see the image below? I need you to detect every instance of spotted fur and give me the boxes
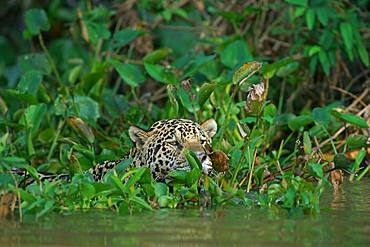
[15,118,218,183]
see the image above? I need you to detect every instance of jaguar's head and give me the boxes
[128,119,217,180]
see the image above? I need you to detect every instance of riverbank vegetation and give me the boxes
[0,0,369,218]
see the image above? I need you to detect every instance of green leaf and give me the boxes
[198,83,216,107]
[144,63,165,82]
[130,196,153,211]
[312,107,330,127]
[19,53,51,75]
[24,8,50,36]
[288,115,313,131]
[110,60,145,87]
[22,103,47,133]
[220,40,253,68]
[185,168,202,186]
[68,65,82,84]
[340,22,353,51]
[357,41,369,66]
[85,21,110,45]
[309,163,323,178]
[346,135,368,150]
[334,153,351,169]
[303,131,312,155]
[333,112,368,128]
[154,183,169,198]
[316,8,329,26]
[318,51,330,76]
[261,58,293,79]
[285,0,307,7]
[305,9,315,30]
[74,96,100,122]
[80,183,96,200]
[143,48,172,64]
[308,46,321,57]
[17,70,43,96]
[233,61,262,85]
[113,28,144,48]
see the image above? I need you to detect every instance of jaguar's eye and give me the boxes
[169,140,183,149]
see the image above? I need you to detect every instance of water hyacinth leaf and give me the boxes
[144,63,165,82]
[130,196,153,211]
[154,183,169,198]
[340,22,353,51]
[81,183,96,200]
[25,8,50,36]
[19,53,51,75]
[288,115,313,131]
[123,167,148,192]
[232,61,262,85]
[185,167,202,186]
[110,60,145,87]
[74,96,100,122]
[303,131,312,155]
[143,48,172,64]
[17,70,43,96]
[168,170,187,184]
[220,40,253,68]
[113,28,144,48]
[184,149,202,170]
[333,112,368,128]
[198,83,216,107]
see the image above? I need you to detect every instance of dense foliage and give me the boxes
[0,0,369,217]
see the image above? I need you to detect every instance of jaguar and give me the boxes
[15,118,218,184]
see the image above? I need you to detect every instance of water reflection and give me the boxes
[1,178,370,247]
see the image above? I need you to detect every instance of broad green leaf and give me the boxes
[261,58,293,79]
[333,153,351,169]
[80,183,96,200]
[198,83,216,107]
[19,53,51,75]
[346,135,368,150]
[154,183,169,198]
[308,46,321,56]
[130,196,153,211]
[85,21,110,45]
[113,28,144,48]
[340,22,353,51]
[220,40,253,68]
[312,107,330,127]
[17,70,43,96]
[309,163,323,178]
[22,103,47,133]
[316,8,329,26]
[143,48,172,64]
[233,61,262,85]
[144,63,165,82]
[68,65,82,84]
[25,8,50,35]
[333,112,368,128]
[288,115,313,131]
[305,9,315,30]
[111,60,145,87]
[74,96,100,122]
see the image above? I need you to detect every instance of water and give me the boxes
[1,178,370,247]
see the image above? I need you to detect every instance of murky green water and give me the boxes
[1,178,370,247]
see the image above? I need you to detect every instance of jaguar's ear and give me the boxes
[200,119,217,138]
[129,126,150,146]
